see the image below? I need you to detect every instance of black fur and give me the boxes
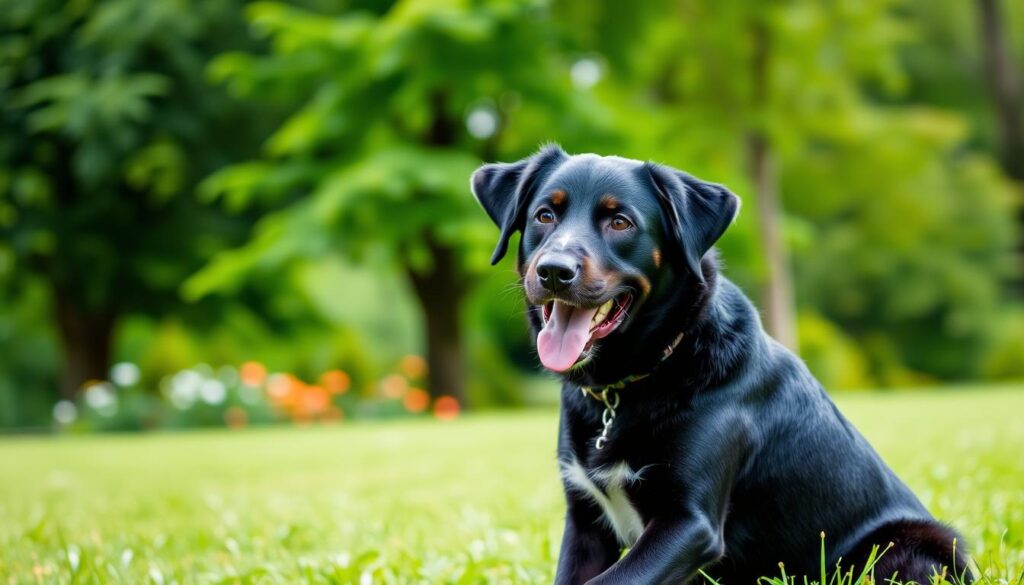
[471,147,970,585]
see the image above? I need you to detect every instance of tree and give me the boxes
[553,0,1017,383]
[559,0,910,350]
[975,0,1024,293]
[897,0,1024,291]
[746,14,797,350]
[186,0,611,403]
[0,0,272,398]
[975,0,1024,181]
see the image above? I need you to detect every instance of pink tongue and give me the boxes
[537,302,599,372]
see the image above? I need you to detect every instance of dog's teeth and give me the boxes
[591,300,614,327]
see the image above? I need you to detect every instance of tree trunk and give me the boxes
[407,239,468,405]
[748,19,799,351]
[412,91,472,405]
[976,0,1024,292]
[53,288,116,400]
[977,0,1024,181]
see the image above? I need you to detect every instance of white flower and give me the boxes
[110,362,141,387]
[169,370,202,409]
[53,400,77,425]
[84,382,117,416]
[199,379,227,405]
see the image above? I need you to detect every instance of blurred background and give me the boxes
[1,0,1023,432]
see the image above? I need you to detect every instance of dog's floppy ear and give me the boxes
[644,163,740,283]
[471,145,568,265]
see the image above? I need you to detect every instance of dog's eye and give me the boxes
[610,215,633,231]
[535,209,556,224]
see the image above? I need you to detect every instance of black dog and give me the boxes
[471,145,970,585]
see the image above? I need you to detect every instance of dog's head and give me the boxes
[471,145,739,375]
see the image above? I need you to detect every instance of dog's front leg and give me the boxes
[585,412,753,585]
[584,514,723,585]
[555,499,621,585]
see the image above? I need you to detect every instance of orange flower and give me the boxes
[380,374,408,399]
[239,361,267,387]
[267,373,302,408]
[320,370,350,395]
[397,355,428,380]
[303,385,330,413]
[224,406,248,429]
[403,388,430,413]
[433,396,460,421]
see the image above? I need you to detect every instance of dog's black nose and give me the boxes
[537,256,579,292]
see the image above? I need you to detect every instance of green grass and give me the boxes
[2,385,1023,584]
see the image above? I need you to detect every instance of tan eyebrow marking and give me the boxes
[550,189,566,205]
[600,194,619,209]
[652,247,662,269]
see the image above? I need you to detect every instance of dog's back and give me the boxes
[704,280,970,583]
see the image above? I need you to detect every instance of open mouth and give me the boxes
[536,293,633,373]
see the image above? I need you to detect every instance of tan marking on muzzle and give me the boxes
[636,275,651,298]
[523,248,540,279]
[522,250,545,304]
[580,257,639,302]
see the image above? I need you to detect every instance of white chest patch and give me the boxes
[560,458,646,546]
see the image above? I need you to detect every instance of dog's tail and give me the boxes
[841,519,973,584]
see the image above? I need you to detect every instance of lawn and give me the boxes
[2,385,1022,584]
